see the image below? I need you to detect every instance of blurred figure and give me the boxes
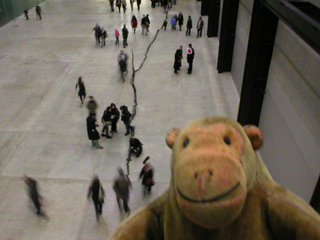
[161,19,168,31]
[136,0,141,10]
[115,29,120,45]
[118,50,128,83]
[101,107,113,138]
[131,15,138,34]
[24,8,29,20]
[100,28,107,47]
[36,5,42,20]
[186,15,192,36]
[177,12,184,31]
[86,112,103,149]
[122,0,127,13]
[75,76,86,104]
[129,0,134,10]
[113,167,132,213]
[173,46,183,73]
[120,105,134,136]
[197,16,204,37]
[24,175,46,217]
[93,23,101,45]
[139,162,154,194]
[86,96,98,114]
[122,24,129,48]
[87,175,105,220]
[116,0,122,13]
[110,103,120,133]
[129,137,143,157]
[109,0,115,11]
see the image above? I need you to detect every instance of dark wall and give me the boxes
[0,0,45,27]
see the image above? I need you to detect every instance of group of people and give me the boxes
[110,0,142,12]
[167,14,204,38]
[24,158,155,221]
[173,43,195,74]
[93,23,108,47]
[24,5,42,20]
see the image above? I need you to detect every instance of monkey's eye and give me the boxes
[224,136,231,145]
[183,138,190,148]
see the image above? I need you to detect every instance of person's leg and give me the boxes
[200,28,202,37]
[91,140,96,147]
[116,197,122,211]
[123,199,130,213]
[93,201,99,219]
[125,122,130,135]
[34,200,41,215]
[98,201,103,215]
[95,140,103,148]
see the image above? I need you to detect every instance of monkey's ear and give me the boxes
[243,125,263,150]
[166,128,181,149]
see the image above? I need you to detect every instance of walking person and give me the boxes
[75,76,86,104]
[24,175,47,218]
[118,50,128,83]
[115,29,120,45]
[35,5,42,20]
[93,23,101,45]
[177,12,184,31]
[131,15,138,34]
[187,43,195,74]
[116,0,122,13]
[110,103,120,133]
[113,167,132,213]
[109,0,115,11]
[24,8,29,20]
[139,162,154,194]
[186,15,192,35]
[145,14,150,32]
[136,0,141,10]
[86,113,103,149]
[173,46,183,74]
[141,15,148,36]
[100,28,107,48]
[122,0,127,13]
[101,107,112,139]
[122,24,129,48]
[197,16,204,37]
[87,175,105,220]
[120,105,134,136]
[129,0,134,10]
[86,96,98,114]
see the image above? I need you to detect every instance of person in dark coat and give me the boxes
[129,137,143,157]
[173,46,183,73]
[136,0,141,10]
[110,103,120,133]
[187,43,195,74]
[87,175,105,220]
[113,167,132,213]
[109,0,115,11]
[122,24,129,48]
[24,176,47,218]
[24,8,29,20]
[116,0,122,13]
[93,23,101,45]
[86,113,103,149]
[139,162,154,194]
[177,12,184,31]
[120,105,134,136]
[35,5,42,20]
[100,28,107,47]
[186,15,192,36]
[101,107,112,138]
[75,76,86,104]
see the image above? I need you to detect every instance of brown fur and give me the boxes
[109,117,320,240]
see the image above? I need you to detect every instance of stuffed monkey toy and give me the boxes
[109,116,320,240]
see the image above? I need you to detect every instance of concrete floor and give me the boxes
[0,0,239,239]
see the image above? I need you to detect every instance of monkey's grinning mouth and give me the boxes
[177,182,240,203]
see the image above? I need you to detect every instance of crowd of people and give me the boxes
[22,0,207,224]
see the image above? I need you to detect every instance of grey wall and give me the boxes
[0,0,44,27]
[230,0,253,94]
[230,0,320,202]
[259,21,320,202]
